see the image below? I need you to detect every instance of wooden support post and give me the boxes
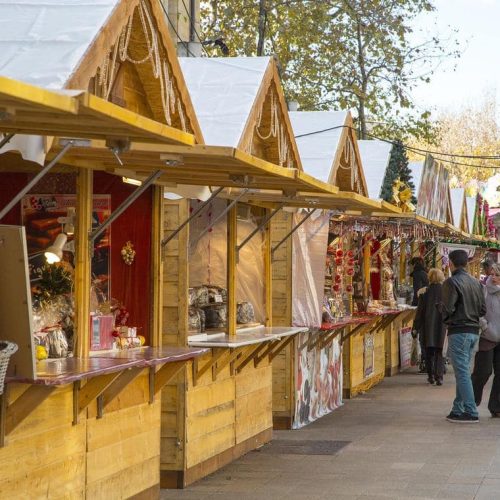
[254,341,280,367]
[363,236,372,299]
[0,388,8,447]
[264,209,273,327]
[235,343,266,373]
[227,205,237,336]
[74,167,93,358]
[154,361,185,395]
[5,385,56,436]
[268,335,295,362]
[149,367,155,404]
[194,349,226,383]
[151,185,164,348]
[97,367,144,418]
[399,241,406,283]
[78,372,122,415]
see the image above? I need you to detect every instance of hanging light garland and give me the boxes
[97,0,188,131]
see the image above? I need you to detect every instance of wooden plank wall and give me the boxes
[161,200,190,473]
[161,200,275,485]
[0,385,86,499]
[86,372,160,499]
[271,212,293,416]
[348,327,385,397]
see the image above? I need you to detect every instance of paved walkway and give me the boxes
[161,370,500,500]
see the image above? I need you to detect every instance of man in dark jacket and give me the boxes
[442,249,486,423]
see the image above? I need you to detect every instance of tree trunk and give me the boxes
[355,14,368,139]
[257,0,267,56]
[358,100,367,140]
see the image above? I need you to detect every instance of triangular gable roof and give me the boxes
[290,111,367,195]
[0,0,202,142]
[466,196,476,235]
[179,56,301,169]
[358,140,393,199]
[409,160,424,197]
[450,188,468,232]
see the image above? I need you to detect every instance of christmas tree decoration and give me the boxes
[380,140,416,204]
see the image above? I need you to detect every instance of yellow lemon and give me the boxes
[36,345,48,361]
[137,335,146,346]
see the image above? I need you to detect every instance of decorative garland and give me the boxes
[97,0,188,131]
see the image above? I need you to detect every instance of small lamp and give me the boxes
[64,207,75,236]
[45,233,68,264]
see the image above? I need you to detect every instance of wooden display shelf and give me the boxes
[1,347,207,446]
[188,327,306,385]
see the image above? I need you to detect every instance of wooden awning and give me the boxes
[224,187,401,216]
[52,142,343,194]
[0,76,194,145]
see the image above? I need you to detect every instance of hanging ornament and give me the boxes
[336,249,344,258]
[121,241,136,265]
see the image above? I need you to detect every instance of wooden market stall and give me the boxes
[155,56,312,488]
[0,1,213,497]
[267,111,400,429]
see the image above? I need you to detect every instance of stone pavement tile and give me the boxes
[436,483,480,499]
[389,462,424,471]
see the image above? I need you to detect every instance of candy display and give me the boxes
[237,301,255,324]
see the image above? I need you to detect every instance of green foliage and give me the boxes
[380,140,416,203]
[34,264,73,302]
[201,0,460,143]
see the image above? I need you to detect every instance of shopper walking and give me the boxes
[442,250,486,423]
[410,256,429,373]
[471,263,500,417]
[414,268,446,386]
[410,257,429,306]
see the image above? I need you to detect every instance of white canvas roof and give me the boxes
[358,140,393,199]
[289,111,347,183]
[179,56,270,148]
[0,0,119,89]
[466,196,476,233]
[409,160,424,196]
[450,188,465,229]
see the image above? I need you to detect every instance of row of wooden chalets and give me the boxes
[0,1,497,497]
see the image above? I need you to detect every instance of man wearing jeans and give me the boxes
[442,250,486,423]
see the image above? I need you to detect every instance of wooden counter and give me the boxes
[0,346,207,499]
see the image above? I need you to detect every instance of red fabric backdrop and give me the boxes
[0,171,153,343]
[93,172,152,342]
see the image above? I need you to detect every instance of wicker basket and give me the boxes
[0,341,18,395]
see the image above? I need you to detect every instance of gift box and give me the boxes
[90,314,114,350]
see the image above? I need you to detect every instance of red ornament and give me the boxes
[335,274,342,283]
[348,258,355,266]
[346,285,353,294]
[347,250,354,258]
[333,284,340,292]
[336,249,344,258]
[347,268,354,276]
[335,257,343,265]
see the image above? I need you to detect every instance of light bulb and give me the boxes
[44,233,68,264]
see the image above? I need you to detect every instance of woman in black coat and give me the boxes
[413,268,447,385]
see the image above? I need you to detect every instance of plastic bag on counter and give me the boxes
[188,307,202,332]
[237,302,255,324]
[204,304,227,329]
[206,285,227,304]
[45,328,69,358]
[189,286,209,308]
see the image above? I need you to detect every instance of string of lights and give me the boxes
[295,124,500,170]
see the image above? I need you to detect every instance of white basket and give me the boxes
[0,341,18,395]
